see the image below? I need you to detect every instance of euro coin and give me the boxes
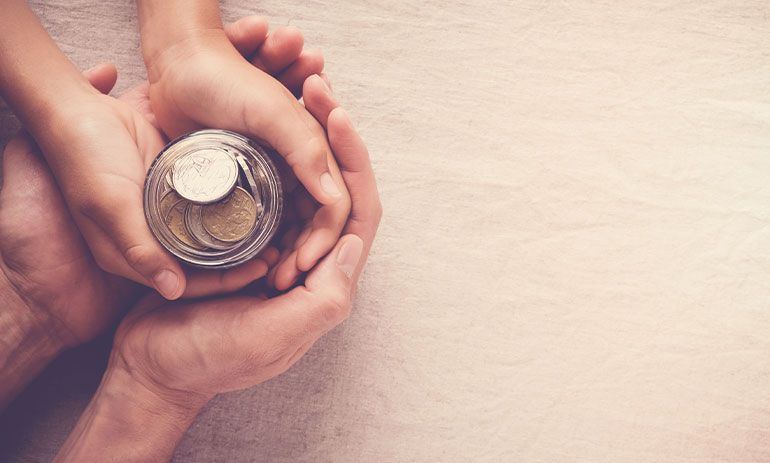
[184,203,233,250]
[165,198,206,250]
[201,187,258,242]
[159,190,183,219]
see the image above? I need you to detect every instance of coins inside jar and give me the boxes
[144,130,283,269]
[201,187,258,242]
[164,196,207,251]
[172,149,239,204]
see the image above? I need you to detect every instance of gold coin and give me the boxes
[159,190,183,219]
[184,203,232,250]
[165,199,207,250]
[201,186,257,242]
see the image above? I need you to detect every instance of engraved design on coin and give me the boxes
[172,150,238,203]
[184,203,233,250]
[164,199,206,250]
[201,186,258,242]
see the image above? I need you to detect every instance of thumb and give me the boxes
[300,233,364,330]
[79,186,187,300]
[225,234,363,373]
[243,79,344,205]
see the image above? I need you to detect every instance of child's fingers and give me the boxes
[278,49,325,97]
[302,74,338,129]
[250,26,304,74]
[294,201,349,272]
[76,183,187,300]
[82,62,118,95]
[225,15,269,58]
[302,84,382,283]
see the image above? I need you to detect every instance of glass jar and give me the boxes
[143,129,283,269]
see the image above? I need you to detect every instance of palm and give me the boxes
[114,290,305,397]
[0,135,140,347]
[57,95,168,283]
[113,163,329,397]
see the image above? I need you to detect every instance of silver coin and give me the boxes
[165,171,174,190]
[235,154,264,216]
[172,149,238,204]
[183,203,235,250]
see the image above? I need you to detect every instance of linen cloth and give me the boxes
[1,1,769,461]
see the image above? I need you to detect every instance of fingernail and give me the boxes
[320,172,341,197]
[336,236,363,279]
[153,269,179,299]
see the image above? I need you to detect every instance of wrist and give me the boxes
[0,266,65,410]
[143,28,235,85]
[136,0,228,82]
[54,353,210,462]
[0,0,102,139]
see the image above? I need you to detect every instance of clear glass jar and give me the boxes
[143,129,283,269]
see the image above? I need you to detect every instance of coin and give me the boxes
[165,171,174,190]
[172,149,238,204]
[164,199,207,250]
[201,187,258,242]
[184,203,233,250]
[235,154,263,208]
[159,190,182,219]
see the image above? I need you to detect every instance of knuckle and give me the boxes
[320,287,352,324]
[283,136,327,173]
[307,136,327,167]
[73,188,103,217]
[308,136,328,167]
[303,49,325,71]
[123,243,159,274]
[74,183,129,220]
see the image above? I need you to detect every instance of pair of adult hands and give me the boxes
[0,17,380,402]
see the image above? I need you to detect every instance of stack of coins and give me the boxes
[144,130,283,269]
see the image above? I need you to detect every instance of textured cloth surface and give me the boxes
[1,1,770,462]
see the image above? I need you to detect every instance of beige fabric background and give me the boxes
[1,1,769,461]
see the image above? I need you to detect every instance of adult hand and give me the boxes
[0,65,143,409]
[54,77,381,462]
[0,60,159,355]
[142,12,351,289]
